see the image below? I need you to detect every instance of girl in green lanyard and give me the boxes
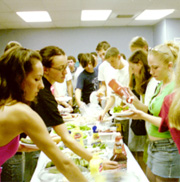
[124,42,180,182]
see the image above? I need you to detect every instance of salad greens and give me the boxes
[92,143,107,149]
[113,105,129,113]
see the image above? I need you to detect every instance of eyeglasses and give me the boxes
[51,64,68,72]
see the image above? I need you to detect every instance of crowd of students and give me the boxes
[0,37,180,182]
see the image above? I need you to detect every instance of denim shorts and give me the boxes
[147,138,180,178]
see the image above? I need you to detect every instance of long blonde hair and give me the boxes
[168,45,180,129]
[149,42,179,66]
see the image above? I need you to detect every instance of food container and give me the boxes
[114,118,130,145]
[99,132,120,142]
[38,168,92,182]
[92,170,140,182]
[89,154,103,176]
[38,167,67,182]
[103,140,115,150]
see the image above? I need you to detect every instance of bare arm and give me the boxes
[57,100,73,113]
[66,80,73,106]
[75,88,85,108]
[53,124,93,162]
[96,81,106,96]
[132,96,148,113]
[20,105,87,182]
[125,87,148,113]
[99,95,115,121]
[128,109,162,127]
[54,124,119,170]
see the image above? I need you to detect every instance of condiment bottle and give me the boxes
[110,135,127,169]
[90,154,103,176]
[71,126,84,146]
[108,79,133,103]
[116,121,122,133]
[91,126,101,146]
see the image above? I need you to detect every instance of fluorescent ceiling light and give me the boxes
[135,9,174,20]
[81,10,112,21]
[16,11,51,22]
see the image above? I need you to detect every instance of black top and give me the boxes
[76,68,99,104]
[31,77,64,127]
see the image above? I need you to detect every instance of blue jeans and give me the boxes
[1,152,24,182]
[24,151,40,182]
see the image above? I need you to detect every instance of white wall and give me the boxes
[1,19,179,59]
[0,26,153,59]
[166,19,180,41]
[153,20,167,46]
[153,19,180,46]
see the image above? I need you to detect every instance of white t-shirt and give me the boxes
[98,61,116,96]
[115,60,129,86]
[111,59,130,107]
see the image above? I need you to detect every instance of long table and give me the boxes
[31,144,149,182]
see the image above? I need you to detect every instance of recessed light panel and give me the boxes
[16,11,52,22]
[81,10,112,21]
[135,9,174,20]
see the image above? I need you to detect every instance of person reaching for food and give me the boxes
[29,46,119,180]
[98,47,129,121]
[0,46,87,182]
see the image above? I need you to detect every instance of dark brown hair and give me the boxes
[91,52,98,57]
[105,47,120,60]
[0,46,42,105]
[40,46,65,68]
[128,49,151,95]
[67,55,76,63]
[80,53,96,68]
[77,53,84,63]
[96,41,110,51]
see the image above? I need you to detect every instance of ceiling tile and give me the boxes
[50,11,80,21]
[54,20,80,27]
[1,21,31,29]
[0,1,12,12]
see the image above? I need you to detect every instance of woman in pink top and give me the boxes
[0,136,20,166]
[159,93,180,152]
[159,53,180,153]
[0,46,88,182]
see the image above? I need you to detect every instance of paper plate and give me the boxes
[62,113,80,122]
[56,96,72,102]
[19,141,39,149]
[102,115,114,122]
[110,110,133,117]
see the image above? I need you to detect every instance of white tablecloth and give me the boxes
[31,145,149,182]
